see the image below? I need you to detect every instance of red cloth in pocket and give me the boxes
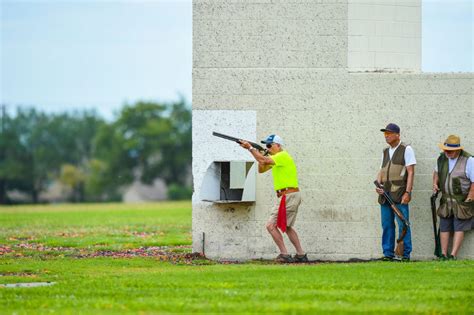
[277,194,287,233]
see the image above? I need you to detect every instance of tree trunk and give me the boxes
[0,180,7,204]
[32,190,39,204]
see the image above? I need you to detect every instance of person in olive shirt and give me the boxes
[433,135,474,260]
[239,134,307,263]
[375,123,416,262]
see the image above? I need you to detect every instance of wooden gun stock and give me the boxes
[430,191,442,257]
[374,180,410,257]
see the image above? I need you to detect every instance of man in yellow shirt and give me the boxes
[240,134,307,263]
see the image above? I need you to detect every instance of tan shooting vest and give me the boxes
[437,151,473,219]
[378,143,408,204]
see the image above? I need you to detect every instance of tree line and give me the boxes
[0,100,191,204]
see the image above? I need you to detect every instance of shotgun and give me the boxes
[374,181,410,257]
[430,191,442,258]
[212,132,269,156]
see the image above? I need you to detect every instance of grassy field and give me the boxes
[1,202,473,314]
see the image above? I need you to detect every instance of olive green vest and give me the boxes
[437,151,473,219]
[378,143,408,204]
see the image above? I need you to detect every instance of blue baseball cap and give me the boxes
[380,123,400,134]
[261,134,284,146]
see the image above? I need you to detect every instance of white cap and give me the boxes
[261,134,284,146]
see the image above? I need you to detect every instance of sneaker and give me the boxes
[275,254,294,263]
[380,256,394,261]
[401,257,410,262]
[294,254,309,263]
[438,255,449,261]
[448,255,457,261]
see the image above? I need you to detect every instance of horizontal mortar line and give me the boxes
[350,50,419,53]
[193,18,349,21]
[193,18,350,21]
[193,75,472,78]
[194,74,472,79]
[349,21,420,24]
[194,93,467,98]
[347,18,420,22]
[195,108,471,112]
[194,67,350,70]
[194,36,347,39]
[348,3,420,7]
[195,51,347,53]
[193,67,346,70]
[349,52,420,55]
[348,35,421,39]
[195,35,348,38]
[192,93,472,96]
[195,34,346,36]
[349,34,421,36]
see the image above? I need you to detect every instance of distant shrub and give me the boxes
[167,184,192,200]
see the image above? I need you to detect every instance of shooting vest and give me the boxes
[437,151,473,219]
[378,143,408,205]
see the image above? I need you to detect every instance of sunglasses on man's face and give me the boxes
[266,143,273,149]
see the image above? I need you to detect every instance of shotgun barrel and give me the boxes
[212,131,269,155]
[374,180,410,257]
[430,192,442,257]
[374,181,410,227]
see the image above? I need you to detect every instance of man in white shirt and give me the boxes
[375,123,416,261]
[433,135,474,260]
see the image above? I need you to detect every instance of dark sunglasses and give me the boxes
[266,143,273,149]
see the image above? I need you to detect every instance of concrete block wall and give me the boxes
[348,0,421,71]
[192,0,474,261]
[194,0,348,69]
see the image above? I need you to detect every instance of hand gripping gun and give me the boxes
[374,181,410,258]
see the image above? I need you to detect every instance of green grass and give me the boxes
[0,202,191,249]
[1,202,473,314]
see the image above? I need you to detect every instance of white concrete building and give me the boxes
[192,0,473,261]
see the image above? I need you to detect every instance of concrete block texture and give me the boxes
[193,67,474,260]
[347,0,421,72]
[192,109,259,258]
[193,0,474,261]
[194,1,348,69]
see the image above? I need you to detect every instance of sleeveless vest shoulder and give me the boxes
[378,143,408,204]
[437,151,473,219]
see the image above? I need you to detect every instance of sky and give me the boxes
[422,0,473,73]
[0,0,472,120]
[1,0,192,120]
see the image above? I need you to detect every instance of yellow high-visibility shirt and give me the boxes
[270,150,299,191]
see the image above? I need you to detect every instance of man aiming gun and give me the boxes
[239,134,308,263]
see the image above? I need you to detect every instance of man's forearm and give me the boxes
[467,183,474,200]
[433,171,439,191]
[249,148,267,164]
[376,170,382,184]
[406,165,415,192]
[258,163,272,173]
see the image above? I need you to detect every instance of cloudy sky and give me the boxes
[1,0,472,119]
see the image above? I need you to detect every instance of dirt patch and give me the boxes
[1,243,211,265]
[74,246,210,265]
[0,271,38,277]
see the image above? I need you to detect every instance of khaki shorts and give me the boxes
[268,191,302,228]
[440,216,473,232]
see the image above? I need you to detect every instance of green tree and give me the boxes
[0,107,104,203]
[59,164,86,202]
[0,105,32,203]
[92,100,191,199]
